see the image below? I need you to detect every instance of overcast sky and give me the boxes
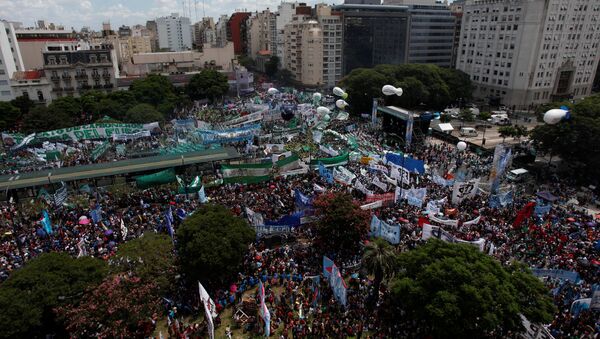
[0,0,347,30]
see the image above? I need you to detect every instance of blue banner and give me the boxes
[330,261,347,307]
[370,215,400,244]
[318,162,334,184]
[406,187,426,208]
[534,199,552,216]
[41,210,53,235]
[323,256,334,279]
[90,203,102,224]
[295,189,313,209]
[265,211,304,227]
[531,268,581,283]
[489,191,513,209]
[385,153,424,174]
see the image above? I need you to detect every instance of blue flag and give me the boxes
[198,186,208,203]
[165,206,174,238]
[323,256,334,279]
[90,203,102,224]
[41,210,53,235]
[176,208,187,220]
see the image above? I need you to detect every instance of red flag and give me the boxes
[418,216,429,228]
[513,202,536,228]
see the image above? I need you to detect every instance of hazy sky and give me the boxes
[0,0,346,30]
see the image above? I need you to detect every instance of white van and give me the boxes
[460,127,478,137]
[490,114,510,125]
[506,168,529,182]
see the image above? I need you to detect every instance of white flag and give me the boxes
[120,219,128,239]
[199,281,216,339]
[452,178,480,205]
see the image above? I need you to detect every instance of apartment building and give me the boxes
[457,0,600,108]
[156,13,193,51]
[0,20,24,101]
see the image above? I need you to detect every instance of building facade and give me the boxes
[15,27,77,70]
[43,44,118,99]
[228,12,251,55]
[316,5,343,87]
[247,10,277,59]
[334,4,410,75]
[450,0,465,68]
[156,13,193,52]
[404,3,455,67]
[284,16,324,86]
[0,21,24,101]
[457,0,600,108]
[10,70,53,104]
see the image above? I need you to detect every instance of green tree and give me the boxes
[186,69,229,102]
[498,125,516,142]
[238,55,255,69]
[340,68,393,115]
[0,253,107,338]
[361,238,397,308]
[177,204,255,289]
[124,103,164,123]
[11,94,35,116]
[459,108,475,122]
[312,192,370,260]
[0,101,20,130]
[111,232,176,294]
[479,111,492,120]
[275,69,294,85]
[23,105,72,132]
[381,240,554,338]
[393,76,429,108]
[265,55,279,76]
[130,74,177,107]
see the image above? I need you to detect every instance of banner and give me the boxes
[390,165,410,185]
[406,187,426,207]
[355,180,374,196]
[37,122,159,142]
[360,200,383,210]
[365,192,395,204]
[223,111,263,127]
[275,153,301,172]
[323,256,347,306]
[91,141,110,161]
[310,152,349,168]
[489,144,512,194]
[422,224,484,251]
[255,224,292,235]
[112,130,151,141]
[370,215,400,244]
[1,132,26,147]
[319,144,339,157]
[323,256,334,279]
[295,189,313,210]
[41,210,53,235]
[318,162,334,184]
[426,197,447,215]
[427,213,459,227]
[258,281,271,337]
[513,201,536,228]
[372,177,388,192]
[53,182,68,207]
[385,153,424,174]
[245,207,265,227]
[221,162,272,184]
[265,211,304,227]
[197,124,260,144]
[530,269,581,283]
[489,190,513,209]
[534,199,552,216]
[333,166,356,185]
[177,175,202,194]
[136,168,176,188]
[432,173,453,187]
[452,179,480,204]
[10,133,36,150]
[405,114,414,149]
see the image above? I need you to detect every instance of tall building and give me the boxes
[0,21,25,101]
[316,5,343,87]
[449,0,465,68]
[334,4,410,75]
[215,15,230,48]
[43,43,118,99]
[405,2,454,67]
[275,2,301,63]
[15,27,76,70]
[193,17,216,49]
[284,16,324,86]
[118,25,132,37]
[247,10,277,59]
[228,12,251,55]
[145,20,159,51]
[156,13,193,52]
[457,0,600,108]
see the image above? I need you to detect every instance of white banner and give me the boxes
[333,166,356,185]
[452,178,480,205]
[372,177,388,192]
[112,130,151,141]
[319,144,339,157]
[355,180,374,195]
[360,200,383,210]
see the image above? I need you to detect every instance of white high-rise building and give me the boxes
[316,5,343,87]
[276,2,301,63]
[156,13,193,51]
[0,21,25,101]
[457,0,600,109]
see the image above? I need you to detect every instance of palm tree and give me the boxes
[361,238,397,308]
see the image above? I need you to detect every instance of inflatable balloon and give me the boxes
[332,87,345,97]
[316,106,330,115]
[313,92,322,101]
[267,88,279,95]
[323,114,331,122]
[456,141,467,151]
[543,109,567,125]
[382,85,397,96]
[395,87,403,96]
[336,99,348,109]
[342,92,348,99]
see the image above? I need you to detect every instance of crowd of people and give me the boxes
[0,87,599,338]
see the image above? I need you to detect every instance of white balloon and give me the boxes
[316,106,330,115]
[336,99,348,109]
[456,141,467,151]
[267,88,278,95]
[313,92,322,101]
[544,109,567,125]
[332,87,346,97]
[395,87,403,96]
[382,85,397,96]
[323,114,331,121]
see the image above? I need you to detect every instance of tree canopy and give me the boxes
[312,192,370,260]
[0,101,20,131]
[530,93,600,181]
[0,253,107,338]
[381,240,555,338]
[177,204,255,289]
[124,103,164,123]
[339,64,472,114]
[186,69,229,102]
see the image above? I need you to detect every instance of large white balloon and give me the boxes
[316,106,330,115]
[382,85,403,96]
[457,141,467,151]
[336,99,349,109]
[267,88,279,95]
[332,87,346,97]
[544,109,567,125]
[313,92,322,101]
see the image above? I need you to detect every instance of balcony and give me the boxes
[75,73,88,79]
[102,73,111,79]
[50,75,60,81]
[91,73,101,80]
[93,84,103,89]
[61,74,72,80]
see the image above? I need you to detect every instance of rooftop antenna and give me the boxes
[202,0,206,18]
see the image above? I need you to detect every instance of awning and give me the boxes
[438,123,454,131]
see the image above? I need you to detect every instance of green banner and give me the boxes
[91,141,110,161]
[310,152,349,168]
[222,175,271,185]
[136,168,176,189]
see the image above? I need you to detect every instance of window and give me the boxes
[0,91,11,96]
[0,80,8,85]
